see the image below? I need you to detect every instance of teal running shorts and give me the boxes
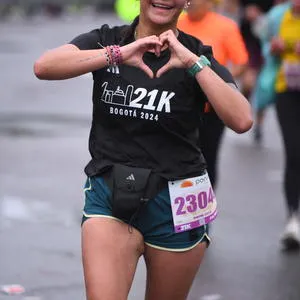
[82,176,210,252]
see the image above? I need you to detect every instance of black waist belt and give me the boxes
[101,164,167,222]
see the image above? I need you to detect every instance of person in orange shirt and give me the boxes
[178,0,249,189]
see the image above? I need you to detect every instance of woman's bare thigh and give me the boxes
[82,217,144,300]
[144,242,207,300]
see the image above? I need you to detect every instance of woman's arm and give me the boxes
[34,34,163,80]
[33,44,109,80]
[156,31,253,134]
[194,65,253,133]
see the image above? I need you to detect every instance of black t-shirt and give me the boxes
[70,23,234,180]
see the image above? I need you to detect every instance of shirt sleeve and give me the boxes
[69,29,101,50]
[224,22,249,65]
[210,57,237,86]
[198,44,236,85]
[201,58,238,114]
[69,25,111,50]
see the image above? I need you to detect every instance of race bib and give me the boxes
[283,62,300,90]
[168,173,217,233]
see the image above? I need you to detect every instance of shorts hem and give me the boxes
[82,211,124,224]
[144,232,211,252]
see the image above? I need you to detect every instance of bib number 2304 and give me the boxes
[168,173,217,233]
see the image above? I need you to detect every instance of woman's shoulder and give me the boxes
[178,30,213,57]
[179,30,235,85]
[70,24,131,50]
[93,24,131,44]
[178,30,203,50]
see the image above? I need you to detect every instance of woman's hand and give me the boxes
[121,35,162,78]
[156,30,198,78]
[120,30,199,78]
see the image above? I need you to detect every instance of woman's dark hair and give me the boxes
[119,16,140,46]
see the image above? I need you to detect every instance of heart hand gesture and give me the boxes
[121,35,163,78]
[156,30,198,78]
[121,30,198,78]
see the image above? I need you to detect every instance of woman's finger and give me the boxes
[156,61,172,78]
[159,34,169,45]
[155,44,162,57]
[142,38,163,54]
[139,63,154,79]
[142,35,162,46]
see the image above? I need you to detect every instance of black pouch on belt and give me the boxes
[111,164,152,222]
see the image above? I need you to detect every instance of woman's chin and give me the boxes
[148,13,175,26]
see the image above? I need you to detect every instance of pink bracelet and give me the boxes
[110,46,116,65]
[113,45,123,65]
[105,46,113,66]
[105,45,123,66]
[104,50,111,66]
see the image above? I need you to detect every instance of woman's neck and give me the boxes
[135,20,178,39]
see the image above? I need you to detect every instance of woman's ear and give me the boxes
[175,0,190,9]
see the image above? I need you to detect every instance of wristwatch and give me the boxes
[187,55,211,77]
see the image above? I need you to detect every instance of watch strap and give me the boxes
[187,55,211,77]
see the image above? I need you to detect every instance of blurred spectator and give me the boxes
[238,0,275,102]
[44,3,64,17]
[274,0,300,251]
[217,0,242,24]
[219,1,285,143]
[0,0,18,19]
[95,0,116,12]
[0,0,116,19]
[178,0,249,189]
[254,0,300,251]
[248,0,289,143]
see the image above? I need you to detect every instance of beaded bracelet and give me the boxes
[113,45,123,65]
[104,50,111,66]
[104,45,123,67]
[105,46,113,66]
[110,45,116,66]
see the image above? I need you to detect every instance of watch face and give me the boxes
[200,55,211,67]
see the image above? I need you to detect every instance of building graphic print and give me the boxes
[101,82,134,106]
[100,82,175,117]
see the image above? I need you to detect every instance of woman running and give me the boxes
[34,0,252,299]
[271,0,300,250]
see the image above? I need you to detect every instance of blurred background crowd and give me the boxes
[0,0,115,18]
